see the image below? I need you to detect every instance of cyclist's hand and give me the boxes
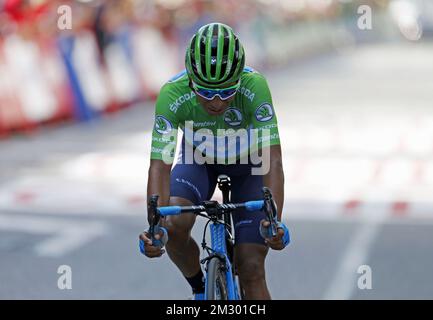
[260,219,287,250]
[139,230,166,258]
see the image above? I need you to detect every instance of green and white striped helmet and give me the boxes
[185,22,245,88]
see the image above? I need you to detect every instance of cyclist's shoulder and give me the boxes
[160,70,190,93]
[238,66,271,107]
[156,70,195,114]
[240,66,268,86]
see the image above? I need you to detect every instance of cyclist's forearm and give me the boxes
[263,148,284,221]
[147,160,171,223]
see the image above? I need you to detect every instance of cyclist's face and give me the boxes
[197,95,235,116]
[195,81,237,116]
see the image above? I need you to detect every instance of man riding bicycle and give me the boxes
[139,22,290,300]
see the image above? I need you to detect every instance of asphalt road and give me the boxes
[1,42,433,299]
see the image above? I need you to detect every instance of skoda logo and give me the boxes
[154,116,173,135]
[255,103,274,122]
[223,108,243,127]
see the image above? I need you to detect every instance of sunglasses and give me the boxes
[191,81,240,101]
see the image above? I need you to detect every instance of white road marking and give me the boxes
[0,214,108,257]
[322,196,389,300]
[322,220,383,300]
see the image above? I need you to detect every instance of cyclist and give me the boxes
[139,22,290,300]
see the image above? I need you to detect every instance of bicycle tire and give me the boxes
[205,257,228,300]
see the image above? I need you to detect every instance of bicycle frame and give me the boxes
[209,174,240,299]
[208,220,239,299]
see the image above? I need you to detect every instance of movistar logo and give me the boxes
[255,103,274,122]
[223,108,243,127]
[193,121,216,128]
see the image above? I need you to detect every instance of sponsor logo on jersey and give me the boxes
[193,121,217,128]
[255,103,274,122]
[154,115,173,135]
[239,87,255,102]
[223,107,243,127]
[259,123,277,129]
[169,91,196,113]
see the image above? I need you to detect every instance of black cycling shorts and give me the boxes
[169,149,267,246]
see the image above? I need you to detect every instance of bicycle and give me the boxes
[147,174,279,300]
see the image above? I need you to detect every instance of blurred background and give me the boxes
[1,0,433,299]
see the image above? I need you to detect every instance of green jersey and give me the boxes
[150,67,280,164]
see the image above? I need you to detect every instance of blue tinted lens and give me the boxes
[220,88,237,98]
[196,87,237,99]
[198,89,217,99]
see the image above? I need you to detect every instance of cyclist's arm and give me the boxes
[263,145,284,220]
[147,83,179,223]
[246,72,284,219]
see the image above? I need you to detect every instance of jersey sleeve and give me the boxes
[248,73,280,148]
[150,83,179,164]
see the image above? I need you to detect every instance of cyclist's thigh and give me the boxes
[230,172,267,246]
[168,161,217,229]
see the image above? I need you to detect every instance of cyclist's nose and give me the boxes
[210,97,228,109]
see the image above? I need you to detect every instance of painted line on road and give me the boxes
[0,214,108,257]
[322,195,389,300]
[322,219,383,300]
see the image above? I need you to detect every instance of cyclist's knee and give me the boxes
[235,244,267,284]
[161,197,195,241]
[237,257,266,284]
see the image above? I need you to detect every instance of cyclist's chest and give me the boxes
[180,101,251,132]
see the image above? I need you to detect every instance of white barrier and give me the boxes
[132,26,181,97]
[3,35,57,122]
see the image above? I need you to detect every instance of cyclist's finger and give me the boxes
[273,227,285,240]
[265,235,284,248]
[260,219,270,228]
[144,245,162,256]
[265,237,280,246]
[139,232,153,245]
[147,247,165,258]
[266,229,284,244]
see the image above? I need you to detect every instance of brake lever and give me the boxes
[148,195,160,241]
[262,187,278,238]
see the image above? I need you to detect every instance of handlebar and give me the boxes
[147,187,278,239]
[157,200,265,216]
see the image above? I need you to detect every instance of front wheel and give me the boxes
[205,257,228,300]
